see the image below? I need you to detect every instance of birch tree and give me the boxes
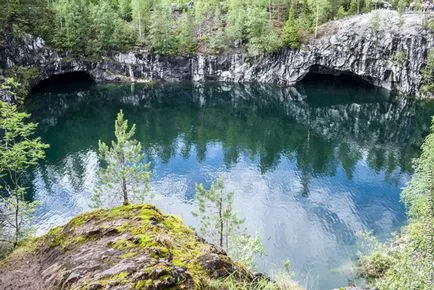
[0,83,48,247]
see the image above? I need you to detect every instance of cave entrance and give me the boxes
[31,71,95,93]
[300,65,374,87]
[298,65,389,105]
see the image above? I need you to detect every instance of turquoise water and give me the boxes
[25,81,434,289]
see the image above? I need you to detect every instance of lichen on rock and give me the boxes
[0,204,261,289]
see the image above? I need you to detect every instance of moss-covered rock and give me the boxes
[0,204,263,289]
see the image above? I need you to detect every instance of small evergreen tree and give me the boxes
[92,110,151,207]
[148,6,177,55]
[282,9,300,49]
[298,0,313,31]
[206,7,227,54]
[0,83,48,247]
[244,6,281,55]
[176,12,197,55]
[193,177,244,249]
[118,0,132,21]
[192,177,264,269]
[421,49,434,94]
[348,0,358,15]
[90,1,118,52]
[337,6,347,19]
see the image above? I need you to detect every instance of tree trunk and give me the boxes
[138,1,142,40]
[219,194,223,248]
[315,2,319,39]
[122,175,129,205]
[14,192,19,248]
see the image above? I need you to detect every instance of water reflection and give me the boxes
[25,82,434,290]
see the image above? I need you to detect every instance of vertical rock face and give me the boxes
[2,10,433,98]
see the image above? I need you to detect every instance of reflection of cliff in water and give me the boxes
[26,82,434,178]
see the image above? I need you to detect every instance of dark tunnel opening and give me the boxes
[31,71,95,93]
[300,65,375,87]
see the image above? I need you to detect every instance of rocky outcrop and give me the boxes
[0,204,273,290]
[1,11,433,97]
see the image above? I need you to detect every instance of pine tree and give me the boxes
[192,177,264,269]
[192,177,244,249]
[148,6,177,55]
[337,5,347,19]
[298,0,313,31]
[119,0,132,21]
[92,110,151,207]
[349,0,358,15]
[90,1,117,52]
[176,12,197,55]
[282,8,300,49]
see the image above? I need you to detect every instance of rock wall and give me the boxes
[2,10,433,98]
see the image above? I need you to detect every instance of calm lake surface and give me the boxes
[24,80,434,290]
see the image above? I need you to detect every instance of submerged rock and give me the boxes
[0,204,265,289]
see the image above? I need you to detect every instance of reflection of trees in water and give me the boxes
[26,82,434,193]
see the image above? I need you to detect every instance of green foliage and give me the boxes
[0,0,54,44]
[0,78,20,103]
[0,86,48,247]
[225,0,246,42]
[3,0,386,55]
[52,0,92,53]
[228,234,265,270]
[193,177,244,249]
[92,110,151,207]
[401,118,434,221]
[398,0,407,12]
[118,0,133,21]
[421,49,434,95]
[148,6,177,55]
[337,6,347,19]
[192,177,264,269]
[50,0,136,55]
[308,0,332,38]
[282,9,301,49]
[359,251,393,283]
[298,0,313,31]
[205,7,228,54]
[390,51,407,65]
[244,6,281,55]
[175,11,197,55]
[348,0,359,14]
[359,119,434,289]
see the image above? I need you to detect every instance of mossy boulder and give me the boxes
[0,204,259,289]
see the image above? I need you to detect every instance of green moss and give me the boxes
[111,239,137,250]
[112,271,129,280]
[50,233,67,248]
[47,226,62,236]
[162,215,191,233]
[119,251,137,259]
[94,271,130,287]
[135,279,154,289]
[12,204,258,288]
